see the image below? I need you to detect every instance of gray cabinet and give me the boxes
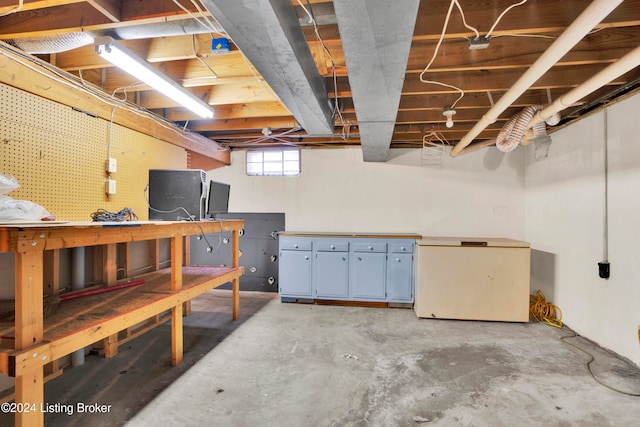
[315,251,349,299]
[279,247,312,297]
[279,234,416,303]
[386,253,413,302]
[350,249,386,300]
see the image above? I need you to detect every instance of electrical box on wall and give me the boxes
[106,158,117,173]
[105,179,116,195]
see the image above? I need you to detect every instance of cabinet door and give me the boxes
[387,253,413,302]
[315,252,349,299]
[279,250,312,297]
[350,252,386,300]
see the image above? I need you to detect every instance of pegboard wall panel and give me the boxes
[0,83,186,220]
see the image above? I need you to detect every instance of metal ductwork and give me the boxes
[200,0,335,136]
[333,0,419,162]
[3,18,216,54]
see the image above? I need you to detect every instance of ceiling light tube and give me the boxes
[94,36,214,119]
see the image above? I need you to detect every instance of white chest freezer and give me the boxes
[414,237,530,322]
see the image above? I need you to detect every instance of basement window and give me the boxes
[246,149,300,176]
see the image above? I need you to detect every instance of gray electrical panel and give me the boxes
[189,212,285,292]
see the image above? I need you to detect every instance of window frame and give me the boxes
[246,148,301,176]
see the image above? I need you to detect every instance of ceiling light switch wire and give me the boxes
[418,0,470,109]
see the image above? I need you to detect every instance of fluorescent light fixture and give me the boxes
[94,36,214,119]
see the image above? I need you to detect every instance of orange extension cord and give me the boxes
[529,289,563,328]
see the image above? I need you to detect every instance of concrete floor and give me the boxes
[4,290,639,426]
[129,294,640,427]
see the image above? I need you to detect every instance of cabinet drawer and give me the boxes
[316,241,349,252]
[390,242,413,253]
[353,242,387,253]
[280,239,312,251]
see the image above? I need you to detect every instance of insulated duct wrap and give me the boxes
[496,105,542,152]
[6,32,94,54]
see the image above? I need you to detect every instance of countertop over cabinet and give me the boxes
[279,231,421,239]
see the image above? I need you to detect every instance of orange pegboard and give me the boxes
[0,83,186,221]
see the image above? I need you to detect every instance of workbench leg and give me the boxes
[232,229,240,321]
[232,278,239,321]
[15,250,45,426]
[15,366,44,427]
[171,304,183,366]
[103,333,119,358]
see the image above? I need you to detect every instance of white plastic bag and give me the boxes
[0,174,54,221]
[0,173,19,195]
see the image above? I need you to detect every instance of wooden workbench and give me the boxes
[0,220,244,426]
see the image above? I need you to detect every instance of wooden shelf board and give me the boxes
[0,265,242,370]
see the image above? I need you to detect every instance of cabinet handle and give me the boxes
[331,245,335,249]
[400,246,405,251]
[294,244,299,248]
[396,258,401,262]
[368,246,373,250]
[342,257,346,261]
[304,256,309,260]
[358,257,362,261]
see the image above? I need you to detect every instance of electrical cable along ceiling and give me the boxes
[0,0,639,162]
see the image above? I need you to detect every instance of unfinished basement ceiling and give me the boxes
[0,0,639,161]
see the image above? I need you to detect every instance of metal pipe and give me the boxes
[451,0,624,156]
[603,108,608,263]
[71,247,85,367]
[528,44,640,130]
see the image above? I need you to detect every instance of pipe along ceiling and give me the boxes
[452,0,625,157]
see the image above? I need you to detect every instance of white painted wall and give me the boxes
[526,93,640,366]
[209,93,640,367]
[208,146,526,239]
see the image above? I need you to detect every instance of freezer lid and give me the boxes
[417,236,530,248]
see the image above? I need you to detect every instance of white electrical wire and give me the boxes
[486,0,528,38]
[171,0,226,38]
[188,0,227,36]
[418,0,466,108]
[297,0,347,139]
[191,34,218,79]
[230,126,302,147]
[419,0,531,113]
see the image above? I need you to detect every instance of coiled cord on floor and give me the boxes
[529,289,562,328]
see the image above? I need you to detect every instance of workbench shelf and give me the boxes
[0,266,242,355]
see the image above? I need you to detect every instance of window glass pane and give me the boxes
[246,163,263,175]
[283,161,299,173]
[283,150,299,161]
[263,151,283,162]
[246,151,263,163]
[263,162,282,174]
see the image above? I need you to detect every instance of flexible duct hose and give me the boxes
[496,105,541,152]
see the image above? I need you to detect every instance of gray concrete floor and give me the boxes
[129,295,640,427]
[5,290,639,426]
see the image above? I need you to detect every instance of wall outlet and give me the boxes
[105,179,116,195]
[106,158,117,173]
